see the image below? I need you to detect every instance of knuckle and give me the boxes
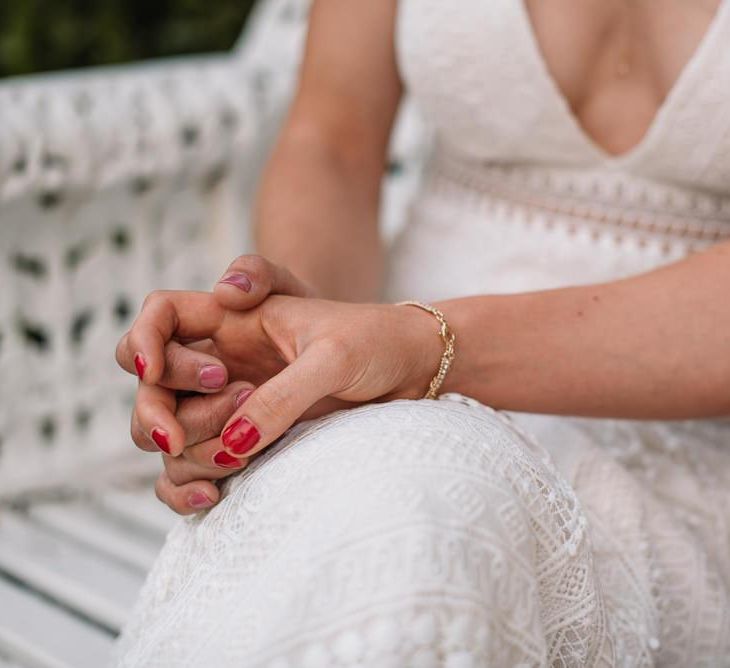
[168,499,187,515]
[115,333,130,368]
[154,476,167,504]
[163,458,184,486]
[141,290,168,311]
[130,420,148,450]
[154,475,185,514]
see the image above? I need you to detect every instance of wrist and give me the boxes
[392,301,457,400]
[432,295,522,403]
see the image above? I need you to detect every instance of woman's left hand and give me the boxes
[117,292,442,461]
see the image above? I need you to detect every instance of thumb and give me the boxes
[219,343,339,458]
[213,255,315,311]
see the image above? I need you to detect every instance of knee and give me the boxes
[250,396,519,478]
[228,397,545,528]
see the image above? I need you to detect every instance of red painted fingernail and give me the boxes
[151,427,170,454]
[199,364,226,389]
[220,273,252,293]
[188,491,214,509]
[234,389,254,408]
[222,417,260,455]
[134,353,147,380]
[213,450,244,468]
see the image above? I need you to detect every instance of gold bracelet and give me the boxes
[396,300,456,400]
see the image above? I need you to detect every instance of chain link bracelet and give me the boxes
[396,301,456,400]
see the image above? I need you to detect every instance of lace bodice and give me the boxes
[387,0,730,302]
[397,0,730,193]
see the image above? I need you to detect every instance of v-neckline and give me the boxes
[516,0,728,166]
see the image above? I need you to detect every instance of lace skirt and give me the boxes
[113,394,730,667]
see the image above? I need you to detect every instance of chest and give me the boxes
[523,0,721,154]
[396,0,730,186]
[525,0,720,104]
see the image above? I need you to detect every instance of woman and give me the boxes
[114,0,730,665]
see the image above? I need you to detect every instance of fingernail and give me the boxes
[199,364,226,389]
[188,491,214,509]
[234,388,254,408]
[213,450,244,468]
[151,427,170,454]
[220,273,252,293]
[134,353,147,380]
[222,416,260,455]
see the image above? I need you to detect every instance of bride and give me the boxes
[113,0,730,665]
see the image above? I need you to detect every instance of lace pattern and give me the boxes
[428,149,730,252]
[116,396,623,667]
[115,397,730,666]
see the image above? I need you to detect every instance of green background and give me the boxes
[0,0,257,78]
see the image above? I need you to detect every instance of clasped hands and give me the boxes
[116,256,441,514]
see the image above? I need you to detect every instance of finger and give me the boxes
[119,291,225,385]
[134,382,182,455]
[176,381,255,447]
[220,342,339,459]
[115,331,136,376]
[163,392,350,455]
[154,471,220,515]
[117,336,228,391]
[155,340,228,393]
[165,439,249,486]
[131,407,162,453]
[134,378,254,456]
[214,254,314,310]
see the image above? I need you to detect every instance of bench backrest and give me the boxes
[0,0,426,499]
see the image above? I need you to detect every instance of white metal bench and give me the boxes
[0,1,425,665]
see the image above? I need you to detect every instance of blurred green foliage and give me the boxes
[0,0,257,78]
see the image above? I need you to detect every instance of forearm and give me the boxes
[254,125,383,302]
[252,0,402,302]
[437,241,730,419]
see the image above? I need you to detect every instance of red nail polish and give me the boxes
[234,389,254,409]
[188,491,214,509]
[220,273,253,293]
[222,417,260,455]
[134,353,147,380]
[213,450,243,468]
[151,427,170,454]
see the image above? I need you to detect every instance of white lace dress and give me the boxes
[113,1,730,666]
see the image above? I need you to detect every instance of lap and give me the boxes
[214,393,588,580]
[115,396,730,666]
[116,395,612,667]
